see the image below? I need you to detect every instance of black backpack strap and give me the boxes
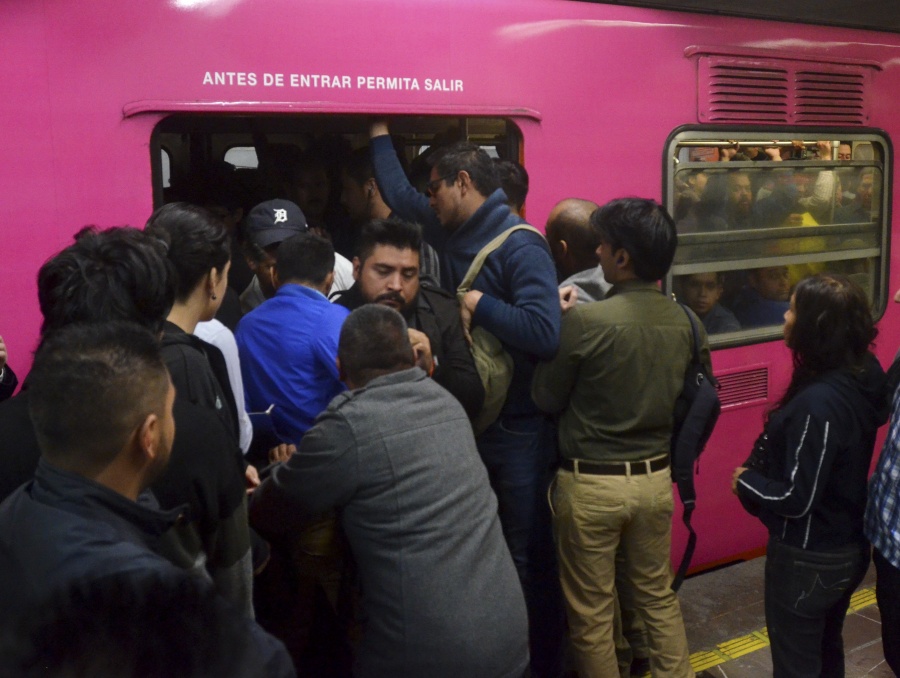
[672,302,700,592]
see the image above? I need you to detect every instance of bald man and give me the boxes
[545,198,611,308]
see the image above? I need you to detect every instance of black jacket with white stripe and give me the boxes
[737,353,888,551]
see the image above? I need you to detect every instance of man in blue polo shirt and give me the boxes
[236,232,349,447]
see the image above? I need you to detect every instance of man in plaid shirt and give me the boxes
[865,288,900,675]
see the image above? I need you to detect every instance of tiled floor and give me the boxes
[678,557,894,677]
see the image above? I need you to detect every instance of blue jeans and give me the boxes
[764,538,869,678]
[478,414,565,678]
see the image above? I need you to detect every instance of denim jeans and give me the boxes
[477,414,565,678]
[873,548,900,675]
[764,538,870,678]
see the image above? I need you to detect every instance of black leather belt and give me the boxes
[560,456,669,476]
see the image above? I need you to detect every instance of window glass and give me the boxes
[224,146,259,169]
[665,134,888,345]
[161,148,171,188]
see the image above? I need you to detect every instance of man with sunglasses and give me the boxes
[370,120,564,678]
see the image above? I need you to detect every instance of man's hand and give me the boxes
[764,146,782,161]
[459,290,484,346]
[731,467,748,495]
[0,335,7,372]
[408,328,434,375]
[816,140,833,159]
[245,465,261,494]
[268,443,296,464]
[559,286,578,313]
[370,118,390,139]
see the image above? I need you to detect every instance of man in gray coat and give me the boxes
[250,305,528,678]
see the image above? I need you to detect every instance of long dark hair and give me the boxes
[775,273,876,411]
[144,203,230,302]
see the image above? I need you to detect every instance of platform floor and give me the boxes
[678,556,892,677]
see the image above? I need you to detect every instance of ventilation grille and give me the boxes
[717,367,768,409]
[795,70,866,124]
[699,56,870,125]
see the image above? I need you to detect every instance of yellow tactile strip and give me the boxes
[678,586,877,674]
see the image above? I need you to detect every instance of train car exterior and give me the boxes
[3,0,899,570]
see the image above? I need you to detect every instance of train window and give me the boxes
[664,131,890,347]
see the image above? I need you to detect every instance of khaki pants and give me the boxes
[551,464,694,678]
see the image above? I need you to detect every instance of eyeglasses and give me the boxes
[426,173,458,198]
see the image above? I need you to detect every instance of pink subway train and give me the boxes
[3,0,900,571]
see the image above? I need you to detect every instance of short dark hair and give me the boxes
[145,202,230,301]
[38,227,174,338]
[493,159,529,211]
[275,232,335,286]
[590,198,677,282]
[356,219,422,263]
[27,322,170,475]
[430,142,500,197]
[1,573,268,678]
[338,305,414,387]
[343,147,374,186]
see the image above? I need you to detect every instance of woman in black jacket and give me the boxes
[145,203,238,441]
[733,273,888,678]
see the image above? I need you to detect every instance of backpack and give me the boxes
[670,302,721,590]
[457,225,544,436]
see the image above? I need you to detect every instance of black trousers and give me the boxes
[764,537,869,678]
[873,548,900,675]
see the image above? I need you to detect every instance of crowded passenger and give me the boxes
[533,198,707,678]
[370,119,565,677]
[494,158,529,216]
[834,168,876,224]
[236,232,349,446]
[145,203,241,446]
[238,199,353,314]
[236,231,351,669]
[866,285,900,677]
[731,266,791,328]
[678,272,741,334]
[0,335,16,402]
[250,305,529,678]
[0,226,257,615]
[545,198,611,308]
[333,218,483,420]
[734,274,887,677]
[340,147,441,285]
[0,322,294,677]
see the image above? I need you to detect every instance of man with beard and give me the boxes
[333,218,483,421]
[835,168,876,224]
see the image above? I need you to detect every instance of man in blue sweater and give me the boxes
[370,121,564,678]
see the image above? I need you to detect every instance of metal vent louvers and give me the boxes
[795,70,865,124]
[716,367,768,409]
[705,62,789,123]
[699,56,870,125]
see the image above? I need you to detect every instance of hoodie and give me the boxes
[737,353,888,550]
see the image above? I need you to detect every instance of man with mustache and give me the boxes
[333,218,483,421]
